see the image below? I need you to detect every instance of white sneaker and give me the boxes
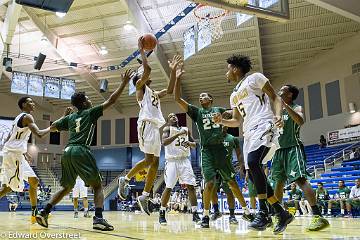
[295,211,300,217]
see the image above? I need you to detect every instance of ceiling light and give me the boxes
[99,46,108,55]
[56,12,66,18]
[3,57,12,72]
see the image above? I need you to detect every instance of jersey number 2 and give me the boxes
[75,118,82,133]
[151,95,159,108]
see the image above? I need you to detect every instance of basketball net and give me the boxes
[194,4,229,41]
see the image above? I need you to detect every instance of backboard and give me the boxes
[190,0,290,22]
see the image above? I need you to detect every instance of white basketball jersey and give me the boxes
[165,126,191,160]
[4,113,32,153]
[137,85,165,127]
[230,72,274,134]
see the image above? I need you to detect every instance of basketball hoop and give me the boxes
[194,4,229,41]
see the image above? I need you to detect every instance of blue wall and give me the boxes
[93,148,130,170]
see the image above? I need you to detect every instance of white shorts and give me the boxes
[243,121,279,170]
[138,121,161,157]
[0,151,37,192]
[164,158,196,189]
[72,178,88,198]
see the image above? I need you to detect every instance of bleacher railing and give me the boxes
[323,141,360,172]
[103,170,128,199]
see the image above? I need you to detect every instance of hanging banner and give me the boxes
[11,71,28,95]
[44,76,60,99]
[197,19,211,51]
[61,78,76,100]
[28,74,44,97]
[327,125,360,145]
[184,26,196,60]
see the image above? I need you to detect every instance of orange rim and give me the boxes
[193,4,229,20]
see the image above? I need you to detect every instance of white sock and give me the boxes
[204,210,209,216]
[74,208,78,212]
[191,206,197,213]
[160,206,166,211]
[84,207,88,212]
[328,209,331,214]
[243,207,250,215]
[125,176,130,181]
[250,209,256,214]
[142,191,150,197]
[341,209,344,214]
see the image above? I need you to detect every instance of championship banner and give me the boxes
[183,26,196,60]
[11,71,28,95]
[28,74,44,97]
[327,125,360,145]
[44,76,61,98]
[61,78,76,100]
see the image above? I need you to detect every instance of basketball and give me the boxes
[141,33,157,51]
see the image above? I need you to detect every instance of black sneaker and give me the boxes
[273,211,294,235]
[242,212,255,222]
[193,212,201,223]
[159,210,167,225]
[210,211,222,221]
[200,215,210,228]
[137,195,151,216]
[118,177,130,200]
[229,215,239,225]
[74,211,79,218]
[93,216,114,231]
[36,209,49,228]
[248,211,272,231]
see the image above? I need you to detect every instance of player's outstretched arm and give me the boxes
[102,69,134,111]
[162,126,187,146]
[262,82,283,128]
[174,65,189,112]
[24,115,50,138]
[213,108,241,128]
[135,37,151,91]
[283,101,305,126]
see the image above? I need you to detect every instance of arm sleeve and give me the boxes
[187,104,199,121]
[89,105,104,122]
[249,72,269,90]
[54,116,69,131]
[230,92,237,109]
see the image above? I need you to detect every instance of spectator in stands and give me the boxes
[299,197,312,216]
[349,148,360,160]
[319,135,327,149]
[8,195,18,212]
[151,193,161,212]
[316,182,329,215]
[327,180,351,216]
[285,183,303,216]
[346,178,360,217]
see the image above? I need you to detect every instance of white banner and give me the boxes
[327,125,360,145]
[183,26,196,60]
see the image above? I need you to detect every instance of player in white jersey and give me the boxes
[0,97,51,223]
[118,38,179,215]
[72,176,91,218]
[213,55,293,234]
[158,113,200,225]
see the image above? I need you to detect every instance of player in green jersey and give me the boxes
[327,180,351,216]
[35,69,134,231]
[271,84,329,231]
[173,57,252,228]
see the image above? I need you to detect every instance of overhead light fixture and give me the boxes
[99,79,108,93]
[34,53,46,70]
[99,46,108,55]
[349,102,356,113]
[69,62,78,68]
[56,12,66,18]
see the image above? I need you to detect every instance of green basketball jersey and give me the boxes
[54,105,103,147]
[187,104,226,146]
[223,133,240,161]
[289,189,302,200]
[279,104,302,148]
[337,187,351,199]
[316,188,329,200]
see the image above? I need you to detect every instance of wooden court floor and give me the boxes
[0,211,359,240]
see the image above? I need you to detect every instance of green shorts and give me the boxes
[247,179,257,198]
[201,145,235,183]
[60,145,102,188]
[214,173,231,194]
[271,145,310,183]
[347,199,360,207]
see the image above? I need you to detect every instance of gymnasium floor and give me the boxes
[0,211,359,240]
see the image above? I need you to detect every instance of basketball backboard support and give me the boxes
[190,0,290,22]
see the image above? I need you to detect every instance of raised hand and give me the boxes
[63,107,73,116]
[168,55,183,70]
[274,115,284,129]
[176,63,185,79]
[138,36,145,51]
[121,69,135,85]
